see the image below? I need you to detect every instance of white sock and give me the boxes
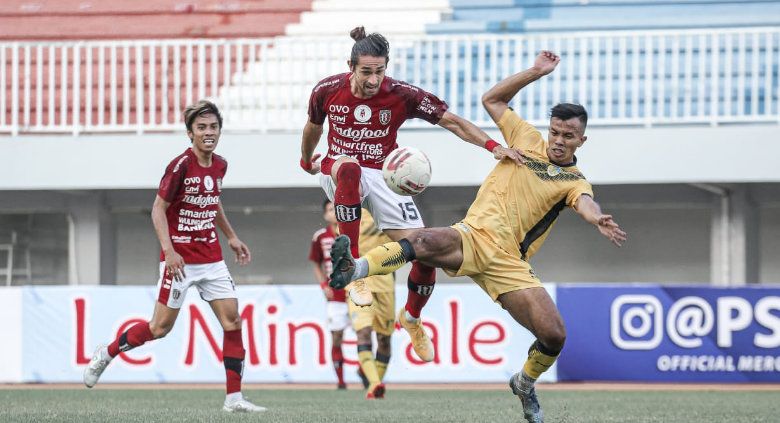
[404,310,419,323]
[225,392,243,403]
[353,258,368,280]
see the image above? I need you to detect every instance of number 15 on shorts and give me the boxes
[398,202,419,221]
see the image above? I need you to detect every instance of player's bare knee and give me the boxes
[224,315,241,331]
[408,229,456,258]
[377,334,392,352]
[356,327,372,344]
[539,325,567,352]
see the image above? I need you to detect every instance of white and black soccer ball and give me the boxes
[382,146,432,196]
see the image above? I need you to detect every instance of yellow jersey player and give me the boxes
[330,51,627,423]
[349,210,395,400]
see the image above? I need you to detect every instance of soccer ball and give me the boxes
[382,146,432,196]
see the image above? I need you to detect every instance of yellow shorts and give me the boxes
[348,290,395,336]
[445,222,542,301]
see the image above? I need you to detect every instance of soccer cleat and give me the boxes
[83,344,112,388]
[337,383,347,390]
[357,367,370,389]
[509,372,544,423]
[397,309,434,362]
[349,279,373,307]
[365,383,385,399]
[223,397,267,413]
[329,235,355,289]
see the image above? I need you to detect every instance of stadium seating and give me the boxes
[429,0,780,34]
[0,0,312,39]
[0,0,307,127]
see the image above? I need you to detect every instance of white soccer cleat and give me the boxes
[348,279,374,307]
[223,397,267,413]
[83,344,112,388]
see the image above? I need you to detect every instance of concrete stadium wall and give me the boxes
[3,123,780,190]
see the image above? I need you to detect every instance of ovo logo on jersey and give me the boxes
[354,105,372,123]
[329,104,350,114]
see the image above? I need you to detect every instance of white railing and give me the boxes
[1,27,778,135]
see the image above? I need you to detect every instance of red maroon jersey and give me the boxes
[157,148,227,264]
[308,226,346,302]
[308,73,448,174]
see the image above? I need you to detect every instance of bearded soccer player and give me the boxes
[83,100,265,413]
[309,200,349,390]
[330,51,627,423]
[300,26,523,363]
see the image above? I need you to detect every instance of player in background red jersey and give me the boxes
[83,100,265,413]
[300,26,524,363]
[309,199,349,390]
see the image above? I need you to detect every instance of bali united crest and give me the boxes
[379,109,391,125]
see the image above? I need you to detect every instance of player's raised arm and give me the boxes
[482,50,560,123]
[437,111,525,166]
[300,120,323,175]
[574,194,627,247]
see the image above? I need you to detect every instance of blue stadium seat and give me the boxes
[429,1,780,34]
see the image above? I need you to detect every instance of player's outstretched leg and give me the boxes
[85,320,155,388]
[330,236,416,289]
[509,371,544,423]
[397,308,434,362]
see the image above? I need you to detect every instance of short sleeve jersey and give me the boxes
[357,210,395,293]
[157,148,226,264]
[462,109,594,261]
[308,225,346,302]
[308,73,448,174]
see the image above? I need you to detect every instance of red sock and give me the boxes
[334,162,362,257]
[223,329,245,395]
[107,321,153,357]
[331,345,345,385]
[405,261,436,318]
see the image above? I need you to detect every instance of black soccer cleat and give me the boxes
[329,235,356,289]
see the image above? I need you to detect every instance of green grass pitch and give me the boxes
[1,387,778,422]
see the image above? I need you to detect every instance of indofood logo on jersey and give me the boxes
[332,124,389,141]
[182,195,220,208]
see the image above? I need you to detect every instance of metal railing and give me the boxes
[1,27,778,135]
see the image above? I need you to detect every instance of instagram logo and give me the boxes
[610,295,664,350]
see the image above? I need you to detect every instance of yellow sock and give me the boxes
[365,242,409,276]
[375,353,390,381]
[358,349,380,385]
[522,341,559,380]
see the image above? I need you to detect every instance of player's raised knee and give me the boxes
[408,228,458,257]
